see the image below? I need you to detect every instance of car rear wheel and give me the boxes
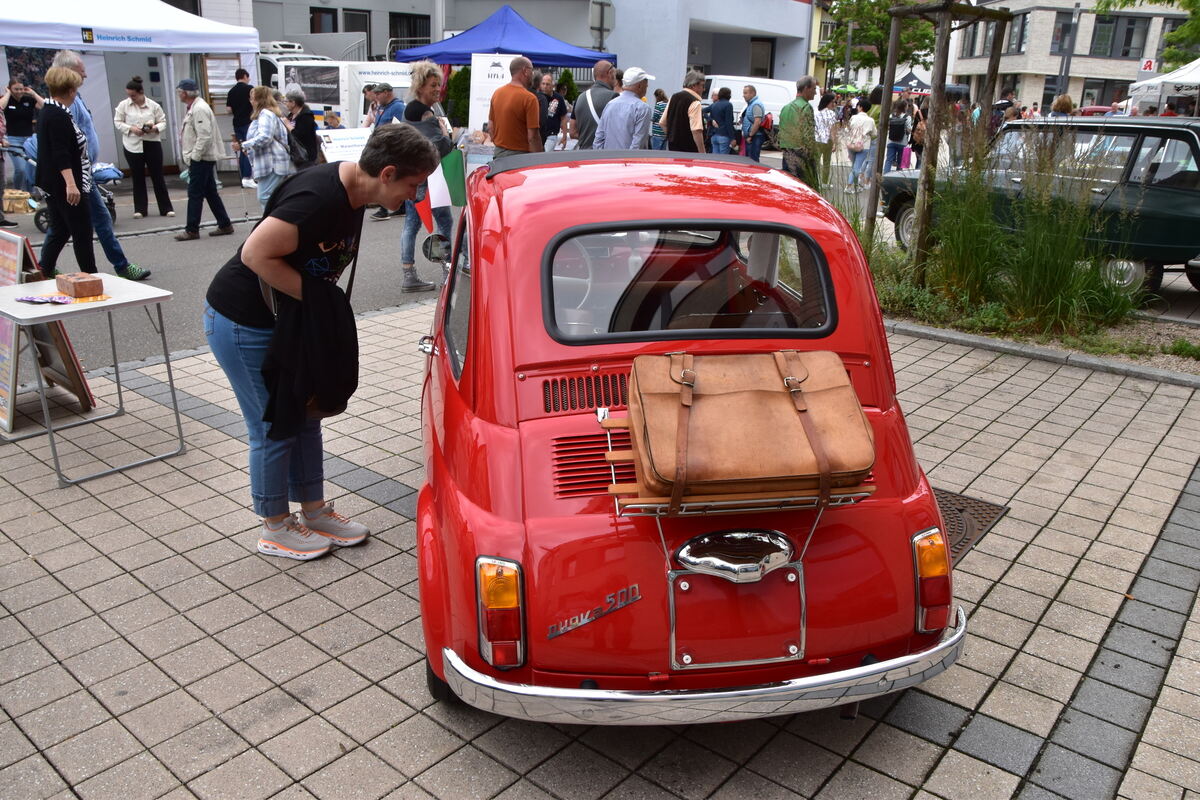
[1185,264,1200,292]
[1103,258,1162,293]
[894,200,916,252]
[425,659,459,704]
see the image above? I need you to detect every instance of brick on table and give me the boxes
[301,747,404,800]
[413,744,518,800]
[187,748,291,800]
[525,741,627,800]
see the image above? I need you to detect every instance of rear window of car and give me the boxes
[545,225,833,343]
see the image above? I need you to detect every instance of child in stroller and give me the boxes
[3,136,117,233]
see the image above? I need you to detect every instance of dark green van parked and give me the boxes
[881,116,1200,292]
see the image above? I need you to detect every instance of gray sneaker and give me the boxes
[301,501,369,546]
[259,514,331,560]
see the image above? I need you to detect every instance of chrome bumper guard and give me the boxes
[442,606,967,725]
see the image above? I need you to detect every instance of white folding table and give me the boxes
[0,276,186,486]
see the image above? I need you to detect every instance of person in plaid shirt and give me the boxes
[235,86,296,211]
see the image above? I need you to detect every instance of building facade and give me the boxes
[949,0,1187,109]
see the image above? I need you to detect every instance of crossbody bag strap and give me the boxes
[584,87,599,121]
[773,350,831,507]
[341,207,367,302]
[669,352,695,514]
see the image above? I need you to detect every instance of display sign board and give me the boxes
[318,127,373,164]
[0,231,93,433]
[470,53,520,134]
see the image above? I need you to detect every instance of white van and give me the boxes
[702,75,797,146]
[264,60,413,128]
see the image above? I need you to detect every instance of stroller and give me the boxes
[3,138,118,233]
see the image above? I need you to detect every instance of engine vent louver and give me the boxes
[552,431,635,498]
[542,373,628,414]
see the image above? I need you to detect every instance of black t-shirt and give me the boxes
[226,81,252,128]
[206,163,365,329]
[4,94,37,137]
[540,92,567,140]
[404,100,434,122]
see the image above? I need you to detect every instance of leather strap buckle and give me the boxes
[783,375,802,392]
[679,368,697,387]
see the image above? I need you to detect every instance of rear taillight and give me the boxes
[476,557,524,669]
[912,528,951,633]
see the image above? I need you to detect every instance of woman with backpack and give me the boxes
[845,100,875,190]
[885,100,911,174]
[233,86,296,211]
[910,99,927,169]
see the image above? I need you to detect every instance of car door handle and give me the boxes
[417,335,437,355]
[1090,187,1107,194]
[1010,176,1022,184]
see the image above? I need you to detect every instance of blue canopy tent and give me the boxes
[392,5,615,67]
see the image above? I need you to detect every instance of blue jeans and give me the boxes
[400,183,453,264]
[234,123,252,178]
[7,136,33,190]
[185,160,231,234]
[743,131,765,162]
[204,303,324,518]
[849,149,871,185]
[885,141,905,173]
[255,172,285,212]
[41,183,130,270]
[710,135,731,154]
[650,135,666,150]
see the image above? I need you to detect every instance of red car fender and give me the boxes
[417,484,449,679]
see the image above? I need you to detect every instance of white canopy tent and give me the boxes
[0,0,258,165]
[1129,56,1200,111]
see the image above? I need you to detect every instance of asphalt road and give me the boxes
[13,177,448,373]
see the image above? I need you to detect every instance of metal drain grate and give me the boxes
[933,488,1009,566]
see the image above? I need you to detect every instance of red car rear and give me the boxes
[416,151,966,724]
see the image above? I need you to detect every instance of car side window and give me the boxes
[1073,132,1137,183]
[443,217,471,379]
[1130,136,1200,191]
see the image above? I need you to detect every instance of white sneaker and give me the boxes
[301,502,369,547]
[132,212,144,219]
[165,211,176,217]
[241,177,258,189]
[258,514,331,560]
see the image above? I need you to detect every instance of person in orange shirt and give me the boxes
[488,57,540,160]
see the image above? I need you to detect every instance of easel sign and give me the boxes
[0,231,94,434]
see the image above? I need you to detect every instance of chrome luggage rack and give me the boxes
[596,407,875,518]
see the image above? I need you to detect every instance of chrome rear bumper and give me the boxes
[442,606,967,725]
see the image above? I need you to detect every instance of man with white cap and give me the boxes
[593,67,655,150]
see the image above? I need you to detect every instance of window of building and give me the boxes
[161,0,199,13]
[982,21,997,56]
[1050,11,1074,55]
[1157,18,1198,62]
[344,9,371,47]
[310,8,337,34]
[1081,77,1131,105]
[1005,13,1028,54]
[819,19,837,48]
[960,23,979,59]
[390,13,432,47]
[750,38,775,78]
[1090,16,1149,59]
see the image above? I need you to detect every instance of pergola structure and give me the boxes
[863,1,1014,280]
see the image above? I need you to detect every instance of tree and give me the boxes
[818,0,937,78]
[557,69,580,103]
[1094,0,1200,69]
[446,66,471,127]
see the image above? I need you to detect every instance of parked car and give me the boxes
[416,150,966,725]
[881,116,1200,291]
[702,75,796,148]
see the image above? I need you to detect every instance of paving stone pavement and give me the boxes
[0,301,1198,800]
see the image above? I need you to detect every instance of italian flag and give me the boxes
[415,149,466,232]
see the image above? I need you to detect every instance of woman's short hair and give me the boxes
[285,89,306,106]
[45,66,82,96]
[359,124,439,179]
[250,85,282,118]
[407,60,441,102]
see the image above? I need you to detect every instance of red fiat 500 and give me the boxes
[417,151,966,725]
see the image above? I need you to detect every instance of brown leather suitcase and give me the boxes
[627,351,875,511]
